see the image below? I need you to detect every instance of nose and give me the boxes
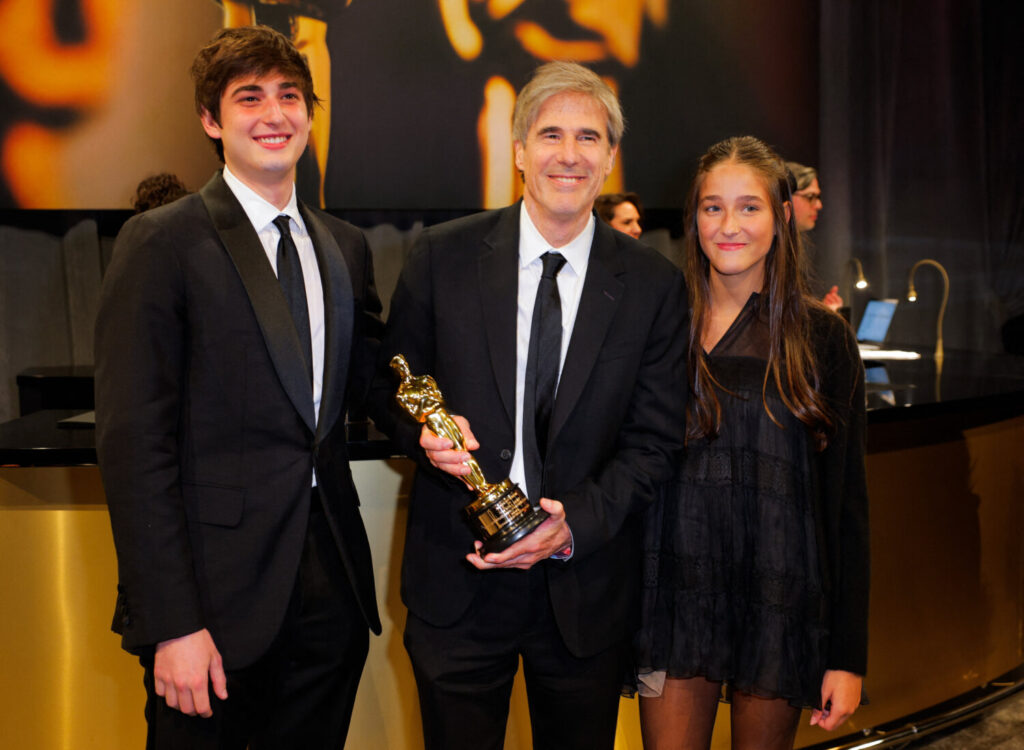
[261,98,285,123]
[721,209,741,235]
[557,138,579,164]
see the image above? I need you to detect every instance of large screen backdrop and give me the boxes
[0,0,818,211]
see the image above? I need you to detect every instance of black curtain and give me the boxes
[818,0,1024,354]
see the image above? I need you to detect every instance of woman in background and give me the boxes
[595,191,644,239]
[634,136,869,750]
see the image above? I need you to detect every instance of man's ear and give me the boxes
[513,140,525,173]
[604,144,619,178]
[200,108,222,139]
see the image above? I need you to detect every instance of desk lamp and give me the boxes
[906,259,950,367]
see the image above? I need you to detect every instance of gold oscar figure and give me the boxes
[390,354,548,554]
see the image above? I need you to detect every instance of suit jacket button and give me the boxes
[499,449,512,460]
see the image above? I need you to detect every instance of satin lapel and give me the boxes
[301,204,353,443]
[550,222,624,440]
[479,205,521,426]
[199,173,316,433]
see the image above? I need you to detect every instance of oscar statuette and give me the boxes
[390,354,548,554]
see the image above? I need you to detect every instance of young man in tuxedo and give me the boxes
[95,25,382,748]
[372,61,688,750]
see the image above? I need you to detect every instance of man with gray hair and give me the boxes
[371,61,687,749]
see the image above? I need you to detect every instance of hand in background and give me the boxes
[823,285,844,312]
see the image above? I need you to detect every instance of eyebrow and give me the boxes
[229,84,264,97]
[228,81,300,98]
[536,125,604,139]
[700,194,766,202]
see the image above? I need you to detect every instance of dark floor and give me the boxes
[912,688,1024,749]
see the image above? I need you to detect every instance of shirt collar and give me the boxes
[518,202,595,276]
[222,165,303,235]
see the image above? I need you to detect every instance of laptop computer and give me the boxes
[856,298,898,350]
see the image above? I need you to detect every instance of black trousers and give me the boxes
[141,490,369,750]
[404,566,628,750]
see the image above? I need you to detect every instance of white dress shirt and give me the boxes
[222,167,325,481]
[509,204,594,501]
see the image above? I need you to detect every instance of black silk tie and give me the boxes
[273,215,313,383]
[523,251,566,501]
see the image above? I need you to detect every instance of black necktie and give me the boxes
[273,215,312,383]
[523,251,566,501]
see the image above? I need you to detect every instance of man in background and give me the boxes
[787,159,842,311]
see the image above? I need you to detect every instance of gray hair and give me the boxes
[785,161,818,191]
[512,61,624,147]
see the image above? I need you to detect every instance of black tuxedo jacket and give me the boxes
[372,204,688,658]
[95,172,383,670]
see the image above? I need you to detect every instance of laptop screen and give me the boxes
[857,299,898,345]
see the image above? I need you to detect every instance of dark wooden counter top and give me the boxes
[3,350,1024,467]
[0,409,398,467]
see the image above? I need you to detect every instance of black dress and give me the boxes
[633,294,869,708]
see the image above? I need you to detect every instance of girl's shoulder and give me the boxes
[807,305,862,392]
[807,304,857,350]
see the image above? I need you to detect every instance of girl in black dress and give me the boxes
[634,136,868,749]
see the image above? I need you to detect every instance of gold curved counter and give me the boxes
[2,351,1023,748]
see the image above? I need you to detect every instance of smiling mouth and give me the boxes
[255,135,290,145]
[716,243,746,251]
[550,175,585,186]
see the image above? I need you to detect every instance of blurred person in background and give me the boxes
[131,173,189,213]
[788,160,841,312]
[595,191,644,239]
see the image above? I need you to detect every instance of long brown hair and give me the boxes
[685,136,833,450]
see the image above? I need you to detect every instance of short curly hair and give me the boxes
[132,173,189,213]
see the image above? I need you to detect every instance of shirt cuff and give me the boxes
[550,527,574,561]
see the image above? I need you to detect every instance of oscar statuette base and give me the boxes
[462,478,549,555]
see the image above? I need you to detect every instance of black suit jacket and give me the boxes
[372,204,688,658]
[95,172,383,670]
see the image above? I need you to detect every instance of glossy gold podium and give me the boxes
[2,348,1024,749]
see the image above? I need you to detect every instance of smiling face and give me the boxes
[792,176,822,231]
[610,200,642,239]
[514,91,617,246]
[697,161,783,295]
[200,70,311,206]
